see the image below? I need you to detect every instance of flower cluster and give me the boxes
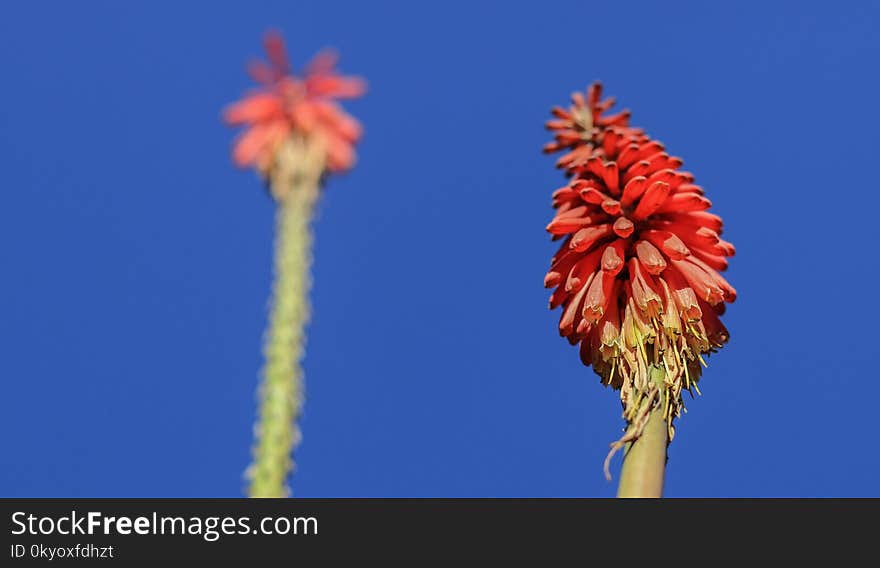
[543,82,735,447]
[224,31,365,176]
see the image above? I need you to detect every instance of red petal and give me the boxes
[555,205,590,218]
[672,183,704,195]
[313,101,362,141]
[612,217,634,238]
[551,185,578,206]
[546,215,595,235]
[629,258,663,317]
[646,168,679,186]
[307,75,366,99]
[657,211,723,233]
[654,192,712,214]
[620,176,648,208]
[603,129,620,157]
[290,102,317,132]
[584,157,606,180]
[231,123,273,167]
[679,226,721,251]
[579,186,612,205]
[663,268,702,320]
[601,199,621,215]
[565,248,604,292]
[688,256,737,302]
[263,31,291,76]
[583,270,615,324]
[224,93,284,125]
[570,224,614,252]
[645,152,683,171]
[642,230,690,260]
[247,61,275,85]
[621,160,651,184]
[306,49,339,75]
[599,294,621,347]
[634,240,667,274]
[633,140,665,162]
[657,278,682,333]
[601,240,627,274]
[631,181,671,221]
[596,110,630,127]
[699,301,730,345]
[559,278,591,336]
[717,239,736,256]
[602,162,620,195]
[550,107,571,120]
[671,258,725,304]
[545,242,578,288]
[545,120,570,130]
[549,283,569,309]
[691,248,729,271]
[324,131,356,171]
[617,144,642,169]
[587,82,603,106]
[579,336,593,366]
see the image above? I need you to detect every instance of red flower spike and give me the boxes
[225,31,366,176]
[542,82,736,450]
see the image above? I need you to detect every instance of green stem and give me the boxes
[616,366,669,498]
[247,139,323,498]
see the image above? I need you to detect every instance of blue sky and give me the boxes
[1,0,877,497]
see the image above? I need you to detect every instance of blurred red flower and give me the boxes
[224,31,365,174]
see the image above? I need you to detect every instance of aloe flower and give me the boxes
[224,31,365,497]
[543,83,735,497]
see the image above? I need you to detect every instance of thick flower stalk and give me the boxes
[543,83,735,496]
[224,31,365,497]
